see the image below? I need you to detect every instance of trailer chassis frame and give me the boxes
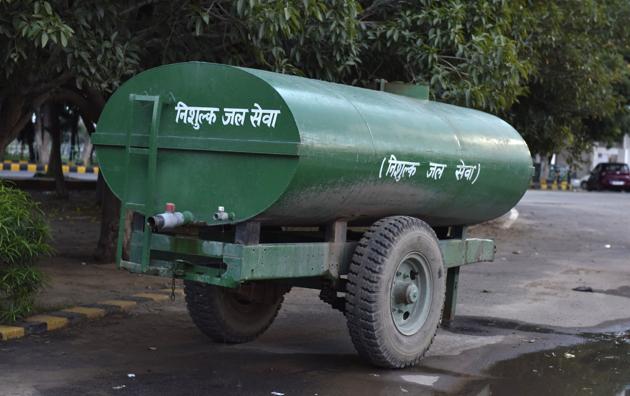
[120,228,494,320]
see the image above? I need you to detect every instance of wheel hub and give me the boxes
[405,283,419,303]
[390,252,432,335]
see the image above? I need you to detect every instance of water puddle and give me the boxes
[475,331,630,395]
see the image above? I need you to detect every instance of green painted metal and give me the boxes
[125,230,492,288]
[115,94,164,270]
[127,230,357,287]
[94,63,299,227]
[443,267,460,322]
[93,62,532,228]
[238,242,356,281]
[438,238,495,268]
[120,260,231,286]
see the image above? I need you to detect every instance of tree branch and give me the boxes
[23,72,74,96]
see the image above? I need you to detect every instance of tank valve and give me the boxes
[213,206,234,221]
[148,208,194,232]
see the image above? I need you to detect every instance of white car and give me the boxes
[571,175,589,190]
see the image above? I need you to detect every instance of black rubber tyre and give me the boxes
[184,281,285,344]
[345,216,446,368]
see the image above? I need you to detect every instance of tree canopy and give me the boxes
[1,0,628,157]
[355,0,533,113]
[1,0,629,259]
[506,0,630,160]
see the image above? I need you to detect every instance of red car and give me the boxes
[585,162,630,191]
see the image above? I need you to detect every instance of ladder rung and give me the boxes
[130,94,160,103]
[125,203,146,211]
[128,147,149,155]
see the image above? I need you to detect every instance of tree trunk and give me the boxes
[539,157,549,184]
[44,103,68,198]
[34,108,50,166]
[122,210,134,261]
[35,130,51,165]
[81,139,93,166]
[69,111,78,162]
[23,121,36,163]
[0,96,28,154]
[28,139,35,163]
[93,173,120,263]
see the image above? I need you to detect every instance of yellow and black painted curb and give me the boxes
[0,289,182,341]
[530,180,573,191]
[1,160,99,174]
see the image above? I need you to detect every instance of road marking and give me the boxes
[26,315,69,331]
[62,306,106,319]
[99,300,137,310]
[0,326,25,340]
[133,292,170,302]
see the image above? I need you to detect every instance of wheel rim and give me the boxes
[224,293,258,313]
[390,252,432,336]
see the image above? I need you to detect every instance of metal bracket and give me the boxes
[325,220,347,243]
[235,222,261,245]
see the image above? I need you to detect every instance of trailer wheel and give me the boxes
[184,281,285,344]
[345,216,446,368]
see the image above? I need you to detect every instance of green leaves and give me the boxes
[0,182,51,266]
[226,0,362,80]
[0,0,627,161]
[0,181,50,323]
[357,1,533,113]
[0,264,44,323]
[14,1,75,48]
[0,1,140,91]
[506,0,630,157]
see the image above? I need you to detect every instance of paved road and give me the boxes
[0,170,97,181]
[1,190,629,395]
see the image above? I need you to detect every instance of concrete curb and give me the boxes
[1,160,99,174]
[0,289,184,341]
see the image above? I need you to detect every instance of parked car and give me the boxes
[571,174,589,190]
[585,162,630,191]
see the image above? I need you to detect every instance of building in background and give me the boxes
[532,133,629,188]
[591,134,630,169]
[554,134,630,178]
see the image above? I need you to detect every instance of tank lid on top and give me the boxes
[376,79,430,101]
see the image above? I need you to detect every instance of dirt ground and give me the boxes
[31,190,169,310]
[29,189,536,312]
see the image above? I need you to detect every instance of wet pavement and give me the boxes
[0,190,628,395]
[1,304,628,396]
[478,331,630,396]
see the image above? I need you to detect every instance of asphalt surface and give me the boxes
[1,190,629,396]
[0,170,98,181]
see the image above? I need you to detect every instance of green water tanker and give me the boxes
[93,62,532,368]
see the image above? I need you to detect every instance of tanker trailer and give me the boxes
[92,62,532,368]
